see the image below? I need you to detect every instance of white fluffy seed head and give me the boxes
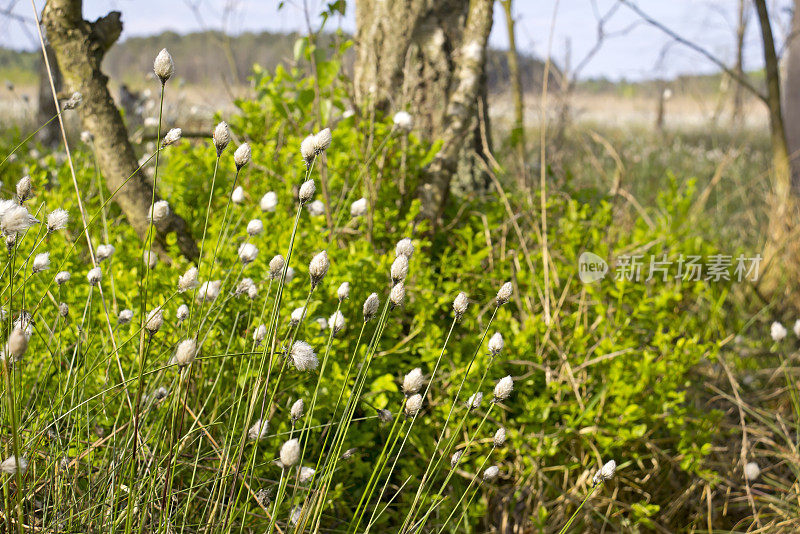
[390,281,405,308]
[453,292,469,319]
[290,306,306,325]
[290,341,318,371]
[771,321,787,341]
[309,250,329,287]
[16,175,32,203]
[253,324,267,344]
[493,375,514,401]
[285,267,295,282]
[483,465,500,482]
[80,130,93,143]
[592,460,617,485]
[496,281,513,306]
[143,250,158,269]
[118,309,133,325]
[247,219,263,236]
[248,419,269,441]
[488,332,504,355]
[0,456,28,475]
[178,267,199,292]
[196,280,221,303]
[395,238,414,259]
[177,304,189,322]
[172,338,197,367]
[236,278,256,298]
[12,314,32,339]
[163,128,181,146]
[87,266,102,285]
[794,319,800,338]
[1,204,39,235]
[450,450,463,468]
[337,282,350,301]
[363,293,380,321]
[405,394,423,417]
[350,197,367,218]
[231,186,245,204]
[313,128,332,154]
[291,398,305,421]
[329,310,345,335]
[299,179,316,205]
[234,143,251,170]
[453,291,469,319]
[145,308,164,334]
[153,48,175,83]
[290,506,302,526]
[299,466,315,483]
[301,134,316,164]
[149,200,170,224]
[55,271,71,285]
[466,392,483,410]
[260,191,277,212]
[493,427,507,447]
[7,328,28,360]
[269,255,285,279]
[59,302,69,318]
[238,243,258,265]
[403,368,424,396]
[96,244,115,262]
[744,461,760,481]
[393,111,413,131]
[213,121,230,156]
[47,208,69,232]
[280,438,301,467]
[391,255,409,284]
[307,199,325,216]
[32,252,50,274]
[378,409,393,423]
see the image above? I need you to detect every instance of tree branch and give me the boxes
[619,0,766,103]
[42,0,199,260]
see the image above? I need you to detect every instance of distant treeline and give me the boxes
[1,30,557,93]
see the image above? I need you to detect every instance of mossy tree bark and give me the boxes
[354,0,494,222]
[754,0,800,306]
[42,0,198,260]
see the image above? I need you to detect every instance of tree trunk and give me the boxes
[501,0,525,166]
[785,0,800,177]
[36,44,62,146]
[754,0,799,305]
[41,0,198,261]
[731,0,748,126]
[353,0,494,221]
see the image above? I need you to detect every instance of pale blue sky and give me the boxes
[1,0,794,80]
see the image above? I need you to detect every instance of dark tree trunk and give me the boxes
[41,0,198,261]
[36,44,62,146]
[785,0,800,178]
[354,0,494,221]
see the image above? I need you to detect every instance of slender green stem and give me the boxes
[557,484,599,534]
